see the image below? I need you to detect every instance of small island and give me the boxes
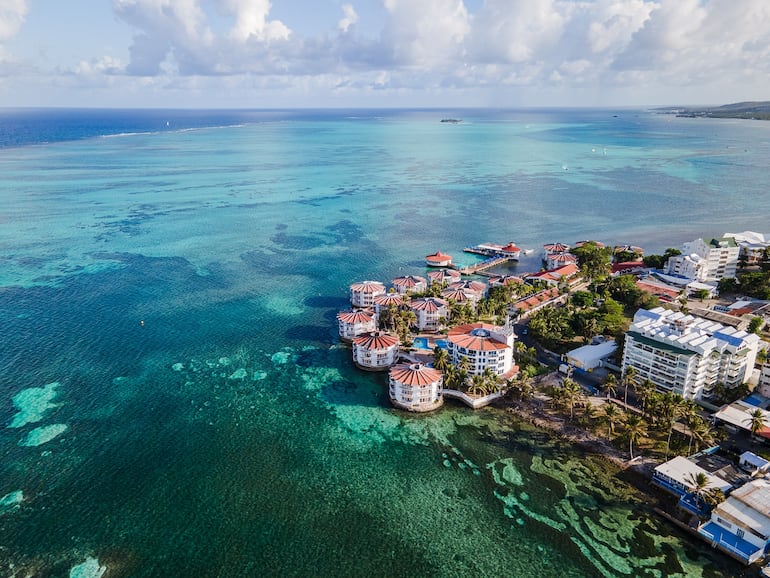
[663,101,770,120]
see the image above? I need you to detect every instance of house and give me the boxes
[622,307,760,401]
[699,477,770,565]
[371,293,404,316]
[446,322,515,378]
[391,275,428,295]
[349,280,386,308]
[427,268,461,286]
[409,297,449,332]
[542,242,571,263]
[563,339,618,372]
[388,362,444,412]
[723,231,770,265]
[337,309,377,342]
[524,263,580,287]
[352,331,400,371]
[544,252,578,270]
[712,400,770,439]
[652,455,734,498]
[425,250,453,267]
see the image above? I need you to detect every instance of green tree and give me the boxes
[468,374,486,396]
[637,378,656,417]
[623,414,648,460]
[684,472,712,517]
[432,346,449,373]
[561,378,585,421]
[603,374,618,399]
[621,365,637,406]
[601,402,622,438]
[642,248,681,269]
[572,241,612,282]
[747,409,769,438]
[749,316,765,334]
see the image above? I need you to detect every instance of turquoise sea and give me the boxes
[1,108,768,577]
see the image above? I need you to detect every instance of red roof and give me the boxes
[611,261,645,274]
[543,242,571,253]
[502,243,520,253]
[350,281,386,293]
[389,363,443,387]
[373,293,404,306]
[337,310,375,324]
[426,250,452,262]
[353,331,399,350]
[447,323,510,351]
[410,297,448,312]
[392,275,427,288]
[441,288,469,302]
[428,268,460,281]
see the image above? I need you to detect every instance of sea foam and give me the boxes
[69,557,106,578]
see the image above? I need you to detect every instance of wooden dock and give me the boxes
[451,256,512,275]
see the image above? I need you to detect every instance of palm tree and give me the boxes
[637,379,656,416]
[601,402,622,438]
[621,366,637,407]
[603,374,618,399]
[657,392,683,460]
[432,346,449,373]
[561,378,584,421]
[468,374,486,396]
[689,418,716,454]
[482,367,500,394]
[623,414,647,460]
[747,409,769,440]
[684,471,711,516]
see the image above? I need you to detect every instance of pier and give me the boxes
[451,256,513,275]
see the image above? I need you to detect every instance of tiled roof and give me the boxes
[426,251,452,261]
[447,323,510,351]
[350,281,385,293]
[441,288,469,302]
[392,275,427,288]
[502,243,520,253]
[410,297,448,312]
[337,310,375,324]
[543,243,570,252]
[428,268,460,281]
[353,331,399,350]
[449,280,486,293]
[390,363,443,386]
[373,293,404,306]
[548,253,578,263]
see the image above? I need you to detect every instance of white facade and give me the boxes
[665,237,739,282]
[409,297,449,332]
[349,281,386,308]
[622,307,760,401]
[389,362,444,412]
[700,477,770,565]
[337,310,377,341]
[391,275,428,295]
[758,363,770,398]
[446,323,515,377]
[352,331,400,371]
[724,231,770,265]
[564,340,618,371]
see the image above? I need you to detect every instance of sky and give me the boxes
[0,0,769,108]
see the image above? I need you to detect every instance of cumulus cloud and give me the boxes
[338,4,358,33]
[75,0,769,102]
[0,0,28,44]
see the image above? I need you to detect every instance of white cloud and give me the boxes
[0,0,28,44]
[223,0,290,42]
[338,4,358,33]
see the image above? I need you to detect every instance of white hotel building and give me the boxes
[665,237,739,283]
[622,307,760,402]
[446,322,516,378]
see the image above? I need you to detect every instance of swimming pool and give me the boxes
[412,338,447,349]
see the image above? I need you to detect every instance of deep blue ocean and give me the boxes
[1,108,768,577]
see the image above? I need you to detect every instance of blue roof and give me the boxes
[713,329,746,348]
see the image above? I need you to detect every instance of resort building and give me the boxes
[699,477,770,565]
[712,400,770,439]
[337,309,377,342]
[425,250,453,267]
[487,274,523,288]
[427,268,460,286]
[388,362,444,412]
[349,281,386,308]
[542,242,571,262]
[724,231,770,265]
[652,455,734,498]
[392,275,428,295]
[524,263,580,287]
[448,279,487,301]
[441,288,472,306]
[372,293,404,316]
[510,287,562,318]
[622,307,761,401]
[446,322,515,377]
[409,297,449,332]
[352,331,400,371]
[544,252,578,271]
[665,238,739,283]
